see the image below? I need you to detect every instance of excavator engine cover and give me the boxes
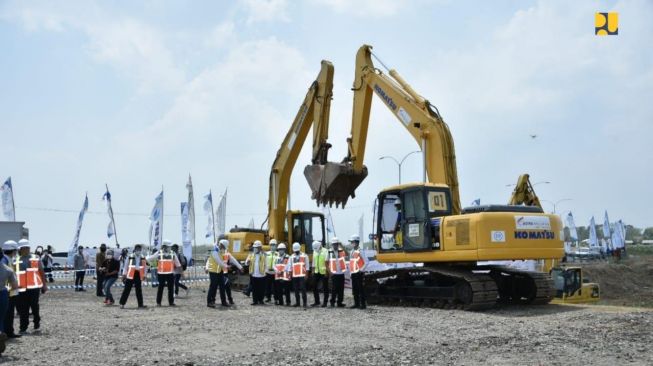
[304,162,368,207]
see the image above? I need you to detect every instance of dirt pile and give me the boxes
[581,256,653,307]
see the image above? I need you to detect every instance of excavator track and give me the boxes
[363,265,554,311]
[364,266,499,311]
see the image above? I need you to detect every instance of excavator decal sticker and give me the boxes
[373,84,397,111]
[514,231,555,240]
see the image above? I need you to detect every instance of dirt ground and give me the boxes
[581,255,653,307]
[2,279,652,366]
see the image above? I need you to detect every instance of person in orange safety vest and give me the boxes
[348,234,368,309]
[327,237,346,307]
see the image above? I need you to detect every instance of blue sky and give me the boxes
[1,0,651,251]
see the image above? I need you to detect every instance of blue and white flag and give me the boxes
[186,175,196,246]
[215,188,227,237]
[180,202,192,260]
[102,186,117,240]
[602,211,611,238]
[618,220,626,244]
[0,177,15,221]
[471,199,481,206]
[322,206,336,239]
[149,191,164,250]
[589,216,598,248]
[611,222,624,249]
[358,213,364,245]
[566,212,578,242]
[203,191,215,242]
[68,195,89,264]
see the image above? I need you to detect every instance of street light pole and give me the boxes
[380,150,421,185]
[541,198,573,213]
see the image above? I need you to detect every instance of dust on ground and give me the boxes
[2,279,652,366]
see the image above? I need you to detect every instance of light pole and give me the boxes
[379,151,421,185]
[541,198,572,213]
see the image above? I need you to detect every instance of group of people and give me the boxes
[206,234,368,310]
[1,239,48,355]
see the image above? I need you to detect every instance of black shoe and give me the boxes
[251,302,258,306]
[360,305,367,309]
[228,299,234,305]
[7,334,21,339]
[138,305,148,309]
[321,303,328,308]
[169,303,176,307]
[265,298,271,302]
[207,303,216,308]
[303,304,308,308]
[337,303,346,308]
[330,303,335,308]
[285,303,290,306]
[79,289,87,292]
[221,303,231,307]
[349,304,359,309]
[243,291,251,297]
[258,301,266,305]
[310,302,320,307]
[293,303,300,307]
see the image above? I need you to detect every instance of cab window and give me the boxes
[378,194,401,251]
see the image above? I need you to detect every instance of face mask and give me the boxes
[254,248,260,254]
[134,250,141,255]
[294,251,300,255]
[278,250,285,255]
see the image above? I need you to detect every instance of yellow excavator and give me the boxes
[508,174,600,304]
[225,61,335,261]
[304,45,564,310]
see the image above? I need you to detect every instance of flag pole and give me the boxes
[161,185,164,251]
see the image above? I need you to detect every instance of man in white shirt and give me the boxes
[245,241,267,306]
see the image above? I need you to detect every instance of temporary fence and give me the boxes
[46,276,210,290]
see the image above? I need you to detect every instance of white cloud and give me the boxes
[312,0,405,17]
[241,0,290,24]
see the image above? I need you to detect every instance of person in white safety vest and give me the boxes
[119,244,148,309]
[264,239,278,303]
[15,239,46,334]
[218,239,243,306]
[286,242,310,308]
[327,237,347,307]
[348,234,368,309]
[147,240,181,307]
[273,243,291,306]
[245,241,267,305]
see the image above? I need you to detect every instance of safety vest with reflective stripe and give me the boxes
[274,255,290,281]
[14,257,27,293]
[312,247,328,275]
[247,253,266,275]
[157,252,175,274]
[26,255,43,289]
[328,250,347,274]
[265,251,278,271]
[220,251,233,274]
[206,252,219,273]
[349,250,365,274]
[291,254,307,278]
[126,256,147,280]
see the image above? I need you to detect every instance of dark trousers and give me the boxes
[174,273,188,295]
[274,280,291,305]
[96,272,105,296]
[156,274,174,305]
[251,276,266,304]
[264,273,275,300]
[312,273,329,304]
[292,277,307,306]
[44,268,54,283]
[351,272,366,307]
[207,272,227,305]
[75,271,85,290]
[17,289,40,331]
[119,273,143,307]
[224,274,233,303]
[330,274,345,305]
[3,295,17,335]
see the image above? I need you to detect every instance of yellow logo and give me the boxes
[595,12,618,35]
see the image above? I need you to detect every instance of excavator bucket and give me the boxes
[304,162,368,207]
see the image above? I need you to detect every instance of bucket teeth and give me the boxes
[304,162,368,208]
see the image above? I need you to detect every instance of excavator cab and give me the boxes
[550,266,600,304]
[286,211,326,255]
[376,183,452,253]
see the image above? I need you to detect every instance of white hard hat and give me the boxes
[292,242,301,252]
[349,234,360,242]
[269,239,278,245]
[277,243,286,250]
[3,240,17,251]
[218,239,229,247]
[312,241,321,250]
[162,239,172,246]
[18,239,30,249]
[253,240,262,248]
[330,237,341,245]
[394,198,402,206]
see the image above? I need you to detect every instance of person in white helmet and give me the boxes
[218,239,243,306]
[16,239,47,334]
[264,239,278,303]
[286,242,310,308]
[327,237,347,307]
[348,234,368,309]
[2,240,20,339]
[273,243,291,305]
[146,240,181,307]
[245,241,267,305]
[310,240,329,307]
[206,240,229,308]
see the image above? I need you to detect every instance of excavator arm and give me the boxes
[508,174,543,209]
[267,61,334,240]
[305,44,461,214]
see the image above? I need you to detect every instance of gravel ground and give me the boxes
[2,282,652,366]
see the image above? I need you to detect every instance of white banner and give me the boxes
[149,191,164,249]
[203,191,215,242]
[215,188,227,238]
[358,213,364,245]
[611,222,624,249]
[180,202,192,261]
[102,186,117,241]
[565,213,578,242]
[589,216,598,248]
[186,175,196,246]
[602,211,611,238]
[0,176,15,221]
[67,195,89,264]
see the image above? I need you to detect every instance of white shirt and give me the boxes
[285,252,310,272]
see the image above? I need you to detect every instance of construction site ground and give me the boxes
[3,256,652,366]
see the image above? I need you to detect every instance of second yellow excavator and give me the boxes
[304,45,564,310]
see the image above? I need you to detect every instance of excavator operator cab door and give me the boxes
[288,212,325,255]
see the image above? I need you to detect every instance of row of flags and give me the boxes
[565,210,626,250]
